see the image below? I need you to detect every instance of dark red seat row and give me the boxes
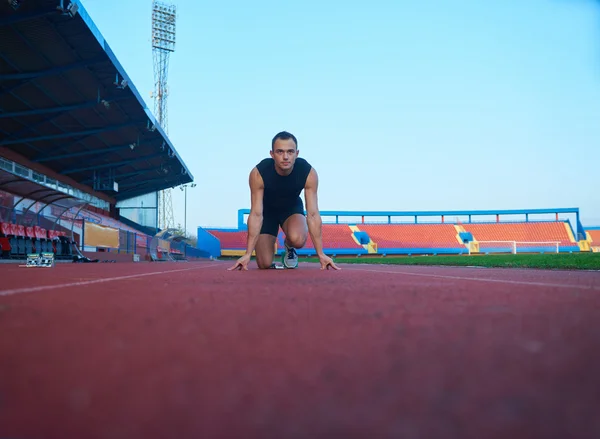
[0,221,71,258]
[1,222,68,240]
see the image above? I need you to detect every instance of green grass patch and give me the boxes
[302,253,600,270]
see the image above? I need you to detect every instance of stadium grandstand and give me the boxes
[198,207,599,259]
[0,0,203,262]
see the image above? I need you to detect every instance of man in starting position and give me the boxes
[228,131,340,271]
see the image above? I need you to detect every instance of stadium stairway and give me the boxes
[453,224,473,252]
[578,229,591,252]
[348,225,378,254]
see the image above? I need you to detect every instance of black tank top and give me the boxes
[256,157,312,213]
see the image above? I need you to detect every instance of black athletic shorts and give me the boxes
[260,206,305,237]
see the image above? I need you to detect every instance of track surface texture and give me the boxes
[1,260,599,439]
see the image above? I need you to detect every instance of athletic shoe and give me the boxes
[282,241,298,269]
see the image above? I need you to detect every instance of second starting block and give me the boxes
[22,252,55,268]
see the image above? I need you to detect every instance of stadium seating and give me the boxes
[208,225,364,253]
[462,222,574,246]
[0,220,71,258]
[208,230,248,250]
[0,204,157,260]
[356,223,463,250]
[205,219,593,257]
[296,224,363,250]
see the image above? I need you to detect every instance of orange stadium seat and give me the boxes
[299,224,363,250]
[356,224,462,249]
[463,222,574,246]
[208,230,248,249]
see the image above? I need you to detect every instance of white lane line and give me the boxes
[0,263,222,297]
[345,267,600,291]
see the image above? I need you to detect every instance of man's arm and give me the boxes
[305,168,340,270]
[304,168,325,256]
[245,167,264,257]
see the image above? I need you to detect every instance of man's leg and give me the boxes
[281,213,308,248]
[255,234,277,269]
[255,213,278,269]
[280,213,308,268]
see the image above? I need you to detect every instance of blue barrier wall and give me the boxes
[197,226,221,259]
[184,245,213,259]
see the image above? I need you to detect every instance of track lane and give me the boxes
[1,263,599,438]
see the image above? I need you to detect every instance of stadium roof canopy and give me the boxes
[0,0,193,202]
[0,165,86,212]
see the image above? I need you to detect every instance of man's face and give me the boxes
[270,138,298,173]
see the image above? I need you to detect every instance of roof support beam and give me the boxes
[0,121,139,146]
[81,170,147,185]
[34,138,159,163]
[61,152,169,175]
[0,100,95,118]
[0,9,55,26]
[35,144,136,163]
[81,166,168,185]
[0,95,129,119]
[117,175,174,189]
[0,57,106,81]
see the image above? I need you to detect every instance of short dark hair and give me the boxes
[271,131,298,150]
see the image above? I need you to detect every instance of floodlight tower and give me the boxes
[152,0,176,230]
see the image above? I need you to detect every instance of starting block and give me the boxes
[22,252,55,268]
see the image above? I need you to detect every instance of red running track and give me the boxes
[1,260,599,439]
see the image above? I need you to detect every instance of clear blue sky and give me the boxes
[80,0,600,230]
